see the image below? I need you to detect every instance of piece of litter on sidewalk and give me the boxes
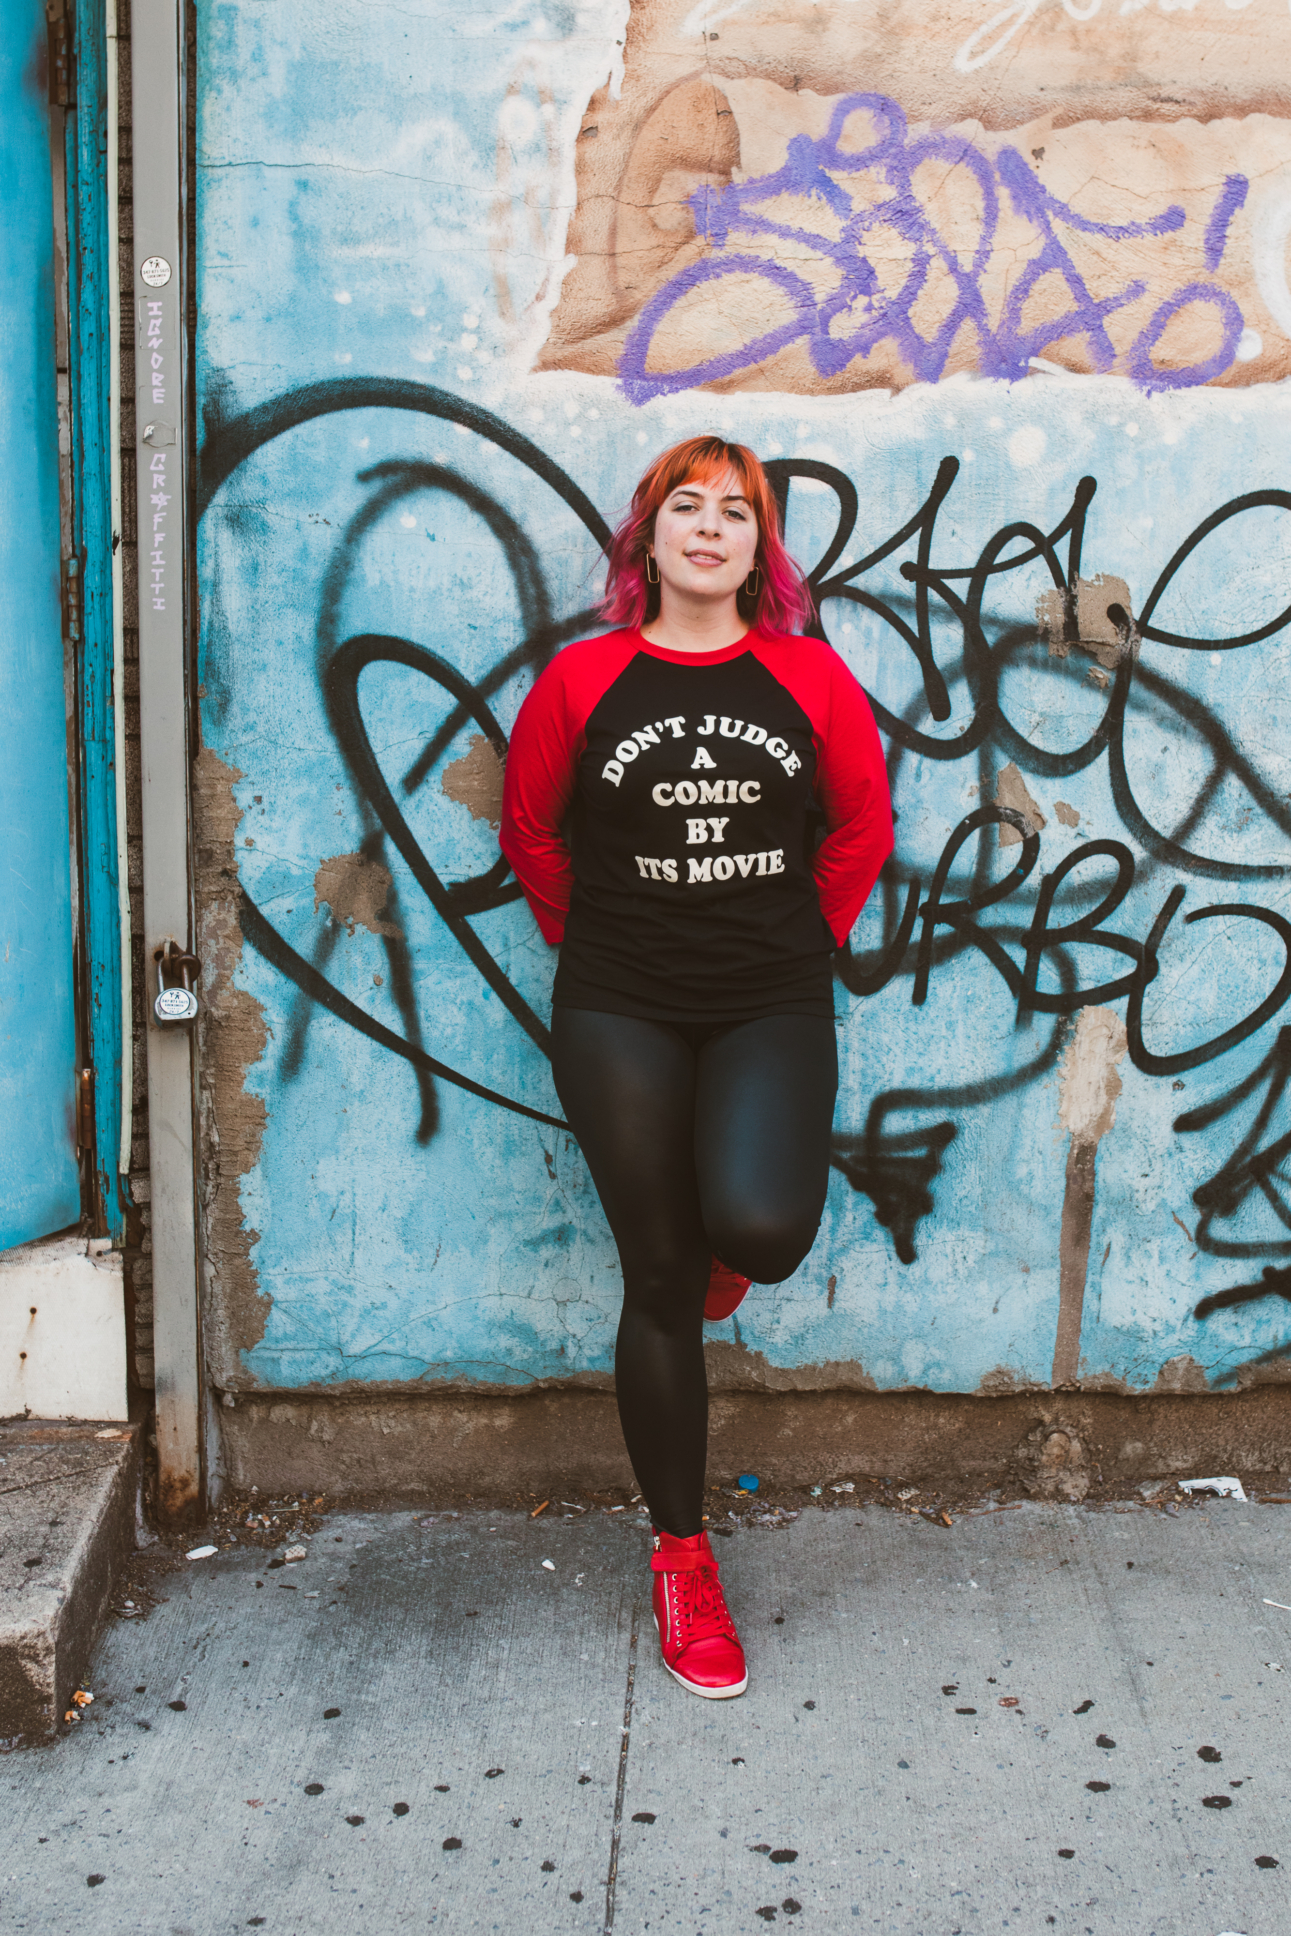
[541,1559,555,1571]
[738,1473,759,1491]
[810,1486,822,1497]
[284,1545,307,1562]
[531,1500,549,1517]
[1262,1599,1291,1611]
[831,1482,855,1493]
[1179,1477,1247,1501]
[186,1545,217,1561]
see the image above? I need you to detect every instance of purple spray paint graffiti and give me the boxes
[619,94,1249,403]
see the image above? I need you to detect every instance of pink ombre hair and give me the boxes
[600,435,813,636]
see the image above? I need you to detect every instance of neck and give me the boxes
[640,592,749,656]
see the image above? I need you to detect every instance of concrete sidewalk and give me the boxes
[2,1498,1289,1935]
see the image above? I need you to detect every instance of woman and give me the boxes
[500,436,892,1699]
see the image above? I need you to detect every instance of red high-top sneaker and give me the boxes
[650,1528,748,1699]
[704,1256,752,1321]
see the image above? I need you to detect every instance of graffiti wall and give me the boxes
[195,0,1291,1400]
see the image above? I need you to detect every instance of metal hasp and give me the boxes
[132,0,203,1522]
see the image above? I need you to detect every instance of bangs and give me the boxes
[599,433,813,637]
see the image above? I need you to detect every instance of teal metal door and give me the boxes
[0,0,82,1246]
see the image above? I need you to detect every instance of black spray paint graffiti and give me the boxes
[199,378,1291,1341]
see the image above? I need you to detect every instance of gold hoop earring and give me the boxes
[645,554,660,585]
[744,566,761,597]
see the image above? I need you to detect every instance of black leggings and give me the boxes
[550,1008,838,1538]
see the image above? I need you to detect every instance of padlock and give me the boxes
[154,944,201,1024]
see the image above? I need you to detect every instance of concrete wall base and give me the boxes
[215,1386,1291,1502]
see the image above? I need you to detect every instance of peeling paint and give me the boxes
[313,852,402,939]
[1054,1008,1128,1388]
[1053,800,1080,829]
[441,734,505,829]
[1036,575,1134,670]
[193,749,270,1374]
[993,763,1046,848]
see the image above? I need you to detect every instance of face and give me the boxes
[648,471,760,606]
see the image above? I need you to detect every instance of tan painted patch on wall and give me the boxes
[1054,801,1080,829]
[314,852,403,938]
[441,733,506,829]
[541,0,1291,391]
[993,762,1046,847]
[193,748,271,1377]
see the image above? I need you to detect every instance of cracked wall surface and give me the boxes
[190,0,1291,1408]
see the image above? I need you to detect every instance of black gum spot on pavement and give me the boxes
[750,1842,771,1852]
[134,1686,146,1694]
[1202,1795,1233,1809]
[755,1912,777,1924]
[304,1784,324,1796]
[783,1902,802,1916]
[1256,1856,1279,1868]
[168,1701,187,1712]
[345,1815,364,1827]
[1086,1781,1110,1792]
[434,1783,449,1792]
[485,1767,504,1778]
[87,1876,105,1888]
[541,1860,555,1871]
[393,1803,410,1817]
[324,1707,341,1719]
[577,1774,591,1784]
[632,1812,656,1824]
[955,1707,977,1715]
[443,1837,462,1850]
[1058,1848,1075,1859]
[1073,1700,1094,1714]
[802,1701,815,1710]
[731,1757,745,1765]
[770,1849,798,1863]
[1095,1734,1116,1749]
[942,1685,958,1695]
[1198,1745,1222,1762]
[570,1892,584,1902]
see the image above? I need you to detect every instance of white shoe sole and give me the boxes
[653,1614,748,1698]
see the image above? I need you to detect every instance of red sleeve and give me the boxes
[499,632,639,944]
[751,633,894,947]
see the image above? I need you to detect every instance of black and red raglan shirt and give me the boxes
[499,627,893,1023]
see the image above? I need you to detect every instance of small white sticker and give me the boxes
[141,255,171,287]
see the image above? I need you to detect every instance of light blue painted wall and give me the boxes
[0,0,81,1249]
[196,0,1291,1395]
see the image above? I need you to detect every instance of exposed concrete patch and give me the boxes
[993,762,1046,847]
[440,733,505,828]
[193,749,270,1378]
[1036,574,1134,669]
[313,851,402,938]
[1153,1354,1210,1395]
[1053,799,1080,828]
[214,1387,1291,1499]
[0,1422,141,1744]
[1054,1005,1128,1387]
